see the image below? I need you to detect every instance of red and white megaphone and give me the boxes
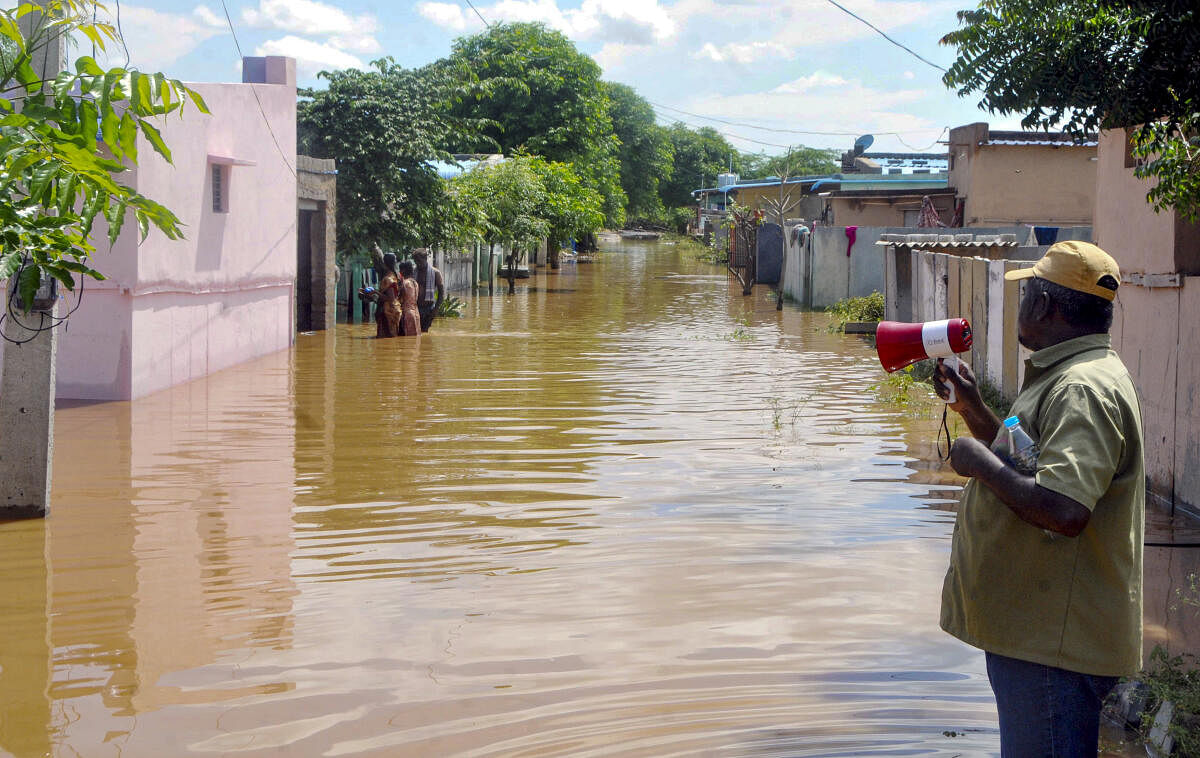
[876,318,973,402]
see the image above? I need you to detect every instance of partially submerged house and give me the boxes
[54,56,300,401]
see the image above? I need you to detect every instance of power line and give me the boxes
[822,0,946,73]
[651,101,866,137]
[218,0,297,179]
[650,103,949,155]
[649,100,946,146]
[463,0,492,27]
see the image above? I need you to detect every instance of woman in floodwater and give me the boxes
[374,253,403,338]
[398,259,421,337]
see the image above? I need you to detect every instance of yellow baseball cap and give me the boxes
[1004,240,1120,301]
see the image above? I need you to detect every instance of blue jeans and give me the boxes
[985,652,1118,757]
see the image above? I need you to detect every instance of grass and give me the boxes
[1137,644,1200,756]
[675,233,726,265]
[826,291,884,333]
[1126,572,1200,756]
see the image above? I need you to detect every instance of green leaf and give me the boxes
[80,99,97,145]
[138,120,171,162]
[74,56,105,76]
[16,263,39,313]
[105,199,126,245]
[118,112,137,162]
[79,23,106,54]
[28,161,57,202]
[100,109,120,156]
[186,87,209,114]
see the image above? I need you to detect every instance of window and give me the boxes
[211,164,228,213]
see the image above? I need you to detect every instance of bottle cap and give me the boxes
[1004,416,1020,428]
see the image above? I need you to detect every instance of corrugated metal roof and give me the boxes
[982,139,1097,147]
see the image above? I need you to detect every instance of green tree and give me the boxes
[526,154,604,266]
[658,124,736,209]
[747,146,839,179]
[445,22,625,226]
[297,57,489,257]
[942,0,1200,218]
[0,0,206,312]
[606,82,671,222]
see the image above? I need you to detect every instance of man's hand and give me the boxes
[934,358,1001,444]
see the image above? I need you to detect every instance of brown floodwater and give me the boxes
[3,239,1198,757]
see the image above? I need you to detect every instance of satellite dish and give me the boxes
[853,134,874,156]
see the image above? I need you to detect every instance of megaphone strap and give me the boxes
[937,405,953,462]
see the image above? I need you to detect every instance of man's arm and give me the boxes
[949,437,1092,537]
[434,269,445,309]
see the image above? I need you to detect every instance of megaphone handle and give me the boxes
[942,356,960,404]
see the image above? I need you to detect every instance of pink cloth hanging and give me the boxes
[845,226,857,257]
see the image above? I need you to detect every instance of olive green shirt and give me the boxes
[940,334,1145,677]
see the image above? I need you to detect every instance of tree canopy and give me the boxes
[445,23,625,227]
[606,82,671,222]
[0,0,205,314]
[298,57,489,256]
[447,153,603,252]
[657,124,737,208]
[741,147,839,180]
[942,0,1200,218]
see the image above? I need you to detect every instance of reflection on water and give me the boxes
[2,240,1197,756]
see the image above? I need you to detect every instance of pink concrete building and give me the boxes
[52,57,298,401]
[1095,128,1200,517]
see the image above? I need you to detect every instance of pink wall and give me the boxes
[1097,128,1200,515]
[56,57,297,400]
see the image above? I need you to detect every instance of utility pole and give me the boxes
[0,5,64,518]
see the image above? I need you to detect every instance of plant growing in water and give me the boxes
[437,295,466,318]
[826,291,884,333]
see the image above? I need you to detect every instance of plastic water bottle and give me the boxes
[1002,416,1039,475]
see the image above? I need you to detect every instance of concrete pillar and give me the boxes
[1,303,58,517]
[2,7,64,518]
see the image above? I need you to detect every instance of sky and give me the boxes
[89,0,1022,155]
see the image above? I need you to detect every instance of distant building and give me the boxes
[948,122,1096,228]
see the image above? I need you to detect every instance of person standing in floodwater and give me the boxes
[397,260,420,337]
[933,241,1144,757]
[411,248,444,333]
[375,253,403,338]
[360,250,403,338]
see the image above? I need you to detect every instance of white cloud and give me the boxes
[421,0,675,43]
[695,40,790,64]
[569,0,676,44]
[771,72,851,94]
[90,4,226,71]
[903,70,915,80]
[254,36,364,79]
[417,2,469,31]
[242,0,380,55]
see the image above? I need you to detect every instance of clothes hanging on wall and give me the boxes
[792,224,810,246]
[845,226,858,257]
[916,195,947,228]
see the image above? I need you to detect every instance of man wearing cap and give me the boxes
[933,241,1144,756]
[411,248,444,333]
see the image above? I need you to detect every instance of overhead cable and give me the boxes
[650,104,949,153]
[463,0,492,27]
[218,0,297,179]
[821,0,947,73]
